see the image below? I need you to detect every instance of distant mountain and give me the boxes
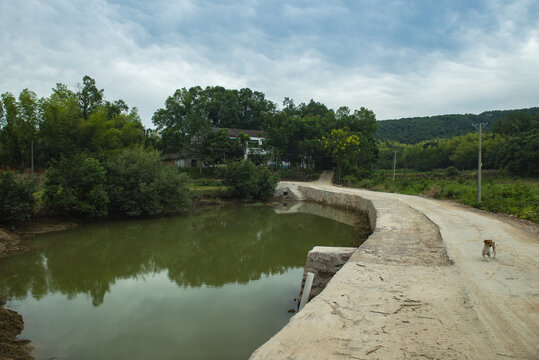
[375,107,539,144]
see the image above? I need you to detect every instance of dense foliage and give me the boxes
[200,129,244,166]
[152,86,274,159]
[376,108,539,144]
[43,154,109,217]
[0,76,145,169]
[321,129,362,181]
[0,171,36,224]
[262,101,378,172]
[222,160,279,201]
[105,149,191,216]
[1,76,537,223]
[345,172,538,223]
[376,111,538,177]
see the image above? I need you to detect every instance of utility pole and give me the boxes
[31,140,34,179]
[472,122,487,203]
[392,150,398,181]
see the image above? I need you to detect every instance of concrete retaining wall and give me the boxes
[298,246,357,302]
[250,181,451,359]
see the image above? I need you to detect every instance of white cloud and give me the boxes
[0,0,537,127]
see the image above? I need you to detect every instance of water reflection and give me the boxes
[0,204,362,307]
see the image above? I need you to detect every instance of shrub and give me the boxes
[446,166,459,176]
[222,160,279,201]
[0,171,36,224]
[105,149,191,216]
[43,154,109,217]
[274,167,320,181]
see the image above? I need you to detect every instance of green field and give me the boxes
[344,171,539,223]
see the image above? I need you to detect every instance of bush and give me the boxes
[0,171,36,224]
[274,167,320,181]
[105,149,191,216]
[446,166,459,176]
[222,160,279,201]
[43,154,109,217]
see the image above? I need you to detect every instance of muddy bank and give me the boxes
[0,220,77,360]
[1,220,79,260]
[0,300,33,360]
[0,229,31,360]
[0,228,27,259]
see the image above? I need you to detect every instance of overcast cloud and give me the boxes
[1,0,538,127]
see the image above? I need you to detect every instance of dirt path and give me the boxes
[318,174,539,357]
[252,172,539,359]
[396,196,539,357]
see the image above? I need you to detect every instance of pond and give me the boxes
[0,203,367,360]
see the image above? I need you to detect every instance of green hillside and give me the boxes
[376,107,539,143]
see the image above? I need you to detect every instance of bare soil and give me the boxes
[0,302,33,360]
[0,228,27,259]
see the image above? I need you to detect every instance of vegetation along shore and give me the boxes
[0,76,537,359]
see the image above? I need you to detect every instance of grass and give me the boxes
[191,184,228,197]
[344,171,539,223]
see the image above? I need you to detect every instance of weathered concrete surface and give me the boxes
[251,171,539,360]
[299,247,357,301]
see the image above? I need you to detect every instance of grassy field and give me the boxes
[343,171,538,223]
[190,178,228,198]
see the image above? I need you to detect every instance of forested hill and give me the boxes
[375,107,539,144]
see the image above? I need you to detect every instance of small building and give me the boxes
[213,127,267,159]
[169,128,268,169]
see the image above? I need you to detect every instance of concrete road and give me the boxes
[251,172,539,359]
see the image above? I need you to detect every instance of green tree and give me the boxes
[39,84,81,162]
[222,160,279,201]
[105,149,191,216]
[78,75,104,120]
[321,129,362,180]
[0,171,36,224]
[494,132,539,176]
[78,106,144,153]
[0,90,40,168]
[153,87,212,172]
[262,111,334,167]
[43,154,109,217]
[201,129,243,166]
[493,111,538,135]
[201,86,275,129]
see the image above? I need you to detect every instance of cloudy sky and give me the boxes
[1,0,538,127]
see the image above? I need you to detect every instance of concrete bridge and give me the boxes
[251,171,539,360]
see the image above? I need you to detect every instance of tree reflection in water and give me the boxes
[0,204,363,306]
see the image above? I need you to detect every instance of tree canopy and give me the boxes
[375,108,539,144]
[0,76,145,169]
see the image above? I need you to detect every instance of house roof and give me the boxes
[212,127,266,138]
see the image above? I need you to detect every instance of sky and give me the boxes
[1,0,538,127]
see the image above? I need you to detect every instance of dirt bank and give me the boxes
[0,229,30,360]
[0,220,77,360]
[0,228,27,259]
[0,300,33,360]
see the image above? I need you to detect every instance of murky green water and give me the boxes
[0,203,365,360]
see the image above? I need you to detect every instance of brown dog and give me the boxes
[482,240,496,259]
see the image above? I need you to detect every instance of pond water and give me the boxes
[0,203,366,360]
